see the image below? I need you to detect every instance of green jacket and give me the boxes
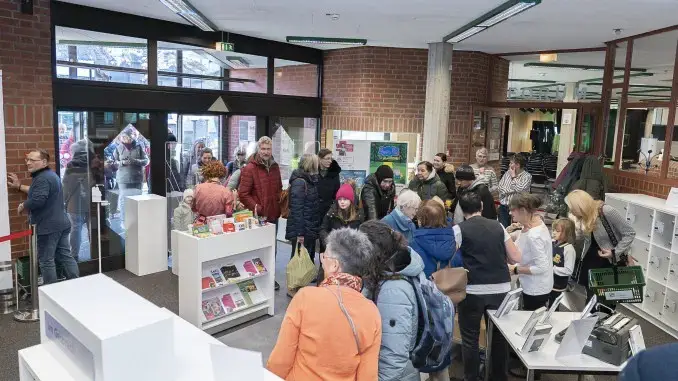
[408,172,449,201]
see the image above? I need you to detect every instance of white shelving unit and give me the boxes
[605,193,678,338]
[176,224,276,334]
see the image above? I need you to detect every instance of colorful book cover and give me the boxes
[239,279,265,304]
[220,264,241,282]
[201,276,216,290]
[210,268,226,286]
[252,258,267,274]
[192,223,211,238]
[230,289,248,308]
[242,260,258,276]
[202,297,225,321]
[237,283,254,305]
[221,294,236,313]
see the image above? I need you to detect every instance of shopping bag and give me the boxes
[286,242,318,295]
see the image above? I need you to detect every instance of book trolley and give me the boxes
[176,223,276,334]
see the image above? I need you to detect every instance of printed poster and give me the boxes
[339,170,367,189]
[369,142,408,185]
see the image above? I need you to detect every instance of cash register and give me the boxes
[555,297,636,366]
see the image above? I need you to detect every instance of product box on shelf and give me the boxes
[177,224,276,332]
[36,274,174,381]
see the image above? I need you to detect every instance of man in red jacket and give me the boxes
[238,136,283,289]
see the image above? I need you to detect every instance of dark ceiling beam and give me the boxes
[497,46,606,57]
[607,24,678,44]
[523,62,647,72]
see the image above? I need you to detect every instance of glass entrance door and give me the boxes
[57,110,153,274]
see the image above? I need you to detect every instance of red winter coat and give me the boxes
[238,155,283,220]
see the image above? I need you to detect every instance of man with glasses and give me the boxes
[8,149,79,285]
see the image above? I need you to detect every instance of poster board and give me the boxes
[369,141,408,185]
[0,71,11,291]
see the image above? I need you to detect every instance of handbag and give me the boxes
[430,251,467,304]
[286,241,318,296]
[599,205,628,267]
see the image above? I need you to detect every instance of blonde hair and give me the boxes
[417,200,447,228]
[552,218,576,245]
[565,190,603,234]
[257,136,272,148]
[299,153,319,175]
[431,196,445,209]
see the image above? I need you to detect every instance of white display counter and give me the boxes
[19,275,280,381]
[124,194,168,276]
[176,224,276,334]
[606,193,678,339]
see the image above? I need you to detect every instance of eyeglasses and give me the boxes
[321,253,338,261]
[25,158,43,163]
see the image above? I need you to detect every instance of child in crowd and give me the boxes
[549,218,577,307]
[319,183,365,252]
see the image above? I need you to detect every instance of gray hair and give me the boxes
[326,228,374,277]
[396,189,421,210]
[299,153,319,175]
[257,136,272,150]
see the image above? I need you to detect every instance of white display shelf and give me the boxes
[176,224,276,334]
[19,308,283,381]
[124,194,168,276]
[607,193,678,340]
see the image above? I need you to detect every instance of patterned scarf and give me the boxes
[320,272,363,293]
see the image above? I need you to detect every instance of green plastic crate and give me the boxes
[589,265,645,304]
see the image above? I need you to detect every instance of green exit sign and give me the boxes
[217,42,234,52]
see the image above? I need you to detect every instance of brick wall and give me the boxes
[321,46,509,168]
[227,63,318,97]
[0,0,53,259]
[228,68,267,93]
[227,115,256,161]
[607,169,672,198]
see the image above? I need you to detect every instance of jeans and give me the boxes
[458,292,508,381]
[118,183,142,226]
[37,227,79,285]
[68,212,89,261]
[498,204,511,227]
[522,293,550,311]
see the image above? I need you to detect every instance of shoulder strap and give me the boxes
[598,204,618,247]
[324,286,361,354]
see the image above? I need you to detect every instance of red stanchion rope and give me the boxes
[0,230,32,243]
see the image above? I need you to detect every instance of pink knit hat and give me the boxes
[335,184,355,203]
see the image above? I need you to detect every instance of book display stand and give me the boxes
[17,274,281,381]
[176,223,276,334]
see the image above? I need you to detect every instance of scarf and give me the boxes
[320,272,363,293]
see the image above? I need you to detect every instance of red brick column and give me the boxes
[0,0,53,259]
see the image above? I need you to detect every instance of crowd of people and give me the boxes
[10,135,655,380]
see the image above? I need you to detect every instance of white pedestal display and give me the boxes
[33,274,175,381]
[171,230,180,276]
[176,224,276,334]
[124,194,168,276]
[18,275,282,381]
[605,193,678,339]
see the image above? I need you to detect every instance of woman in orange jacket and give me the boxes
[267,228,382,381]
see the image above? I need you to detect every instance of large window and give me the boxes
[272,117,318,183]
[274,59,318,97]
[55,27,148,85]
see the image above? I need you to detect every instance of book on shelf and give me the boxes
[221,294,236,313]
[252,257,267,274]
[202,297,226,321]
[191,223,211,238]
[210,268,227,286]
[238,280,266,305]
[202,276,216,290]
[220,264,242,282]
[231,289,248,309]
[242,260,258,277]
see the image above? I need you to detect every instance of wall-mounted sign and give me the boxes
[216,42,235,52]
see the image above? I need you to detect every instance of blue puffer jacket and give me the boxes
[366,248,424,381]
[619,343,678,381]
[382,208,417,244]
[285,169,320,241]
[410,227,456,278]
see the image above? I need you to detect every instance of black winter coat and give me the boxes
[285,169,320,241]
[319,204,364,252]
[437,164,457,200]
[360,173,396,221]
[451,182,497,221]
[317,160,342,219]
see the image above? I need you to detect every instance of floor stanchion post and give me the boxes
[14,225,39,322]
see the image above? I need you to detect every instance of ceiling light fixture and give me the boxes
[444,0,541,43]
[286,36,367,46]
[159,0,217,32]
[539,53,557,63]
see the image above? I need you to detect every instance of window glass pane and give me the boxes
[55,27,147,85]
[224,52,268,93]
[272,117,318,183]
[227,116,257,160]
[504,51,606,102]
[274,59,318,97]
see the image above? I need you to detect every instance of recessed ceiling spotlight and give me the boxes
[538,72,547,77]
[326,13,340,21]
